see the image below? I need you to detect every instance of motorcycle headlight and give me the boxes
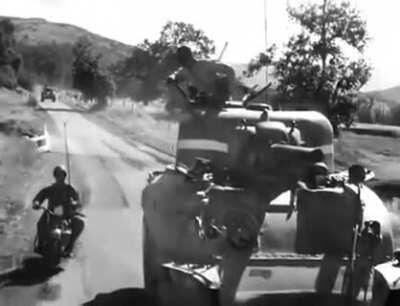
[51,228,62,238]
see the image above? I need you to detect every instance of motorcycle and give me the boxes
[33,206,73,266]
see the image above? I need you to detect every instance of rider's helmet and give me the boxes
[53,165,67,178]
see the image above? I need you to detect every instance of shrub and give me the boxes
[17,70,34,91]
[391,105,400,126]
[26,94,38,107]
[357,98,392,124]
[0,65,17,89]
[370,101,392,124]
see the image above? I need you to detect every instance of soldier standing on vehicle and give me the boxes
[32,165,84,257]
[166,45,237,110]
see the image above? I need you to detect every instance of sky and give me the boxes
[2,0,400,90]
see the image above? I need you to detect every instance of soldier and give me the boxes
[166,45,237,110]
[303,162,329,189]
[33,165,84,257]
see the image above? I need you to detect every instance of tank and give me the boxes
[141,103,395,306]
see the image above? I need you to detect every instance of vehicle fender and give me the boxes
[372,261,400,306]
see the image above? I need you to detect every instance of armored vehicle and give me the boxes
[41,86,56,102]
[141,99,398,306]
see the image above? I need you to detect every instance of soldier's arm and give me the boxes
[69,185,80,203]
[32,187,50,207]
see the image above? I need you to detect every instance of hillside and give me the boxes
[0,16,133,66]
[366,85,400,108]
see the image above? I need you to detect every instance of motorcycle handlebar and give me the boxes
[35,205,85,218]
[37,206,57,216]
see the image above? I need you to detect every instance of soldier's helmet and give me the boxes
[53,165,67,178]
[176,46,193,66]
[305,162,329,188]
[309,162,329,176]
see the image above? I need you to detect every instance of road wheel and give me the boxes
[142,217,172,305]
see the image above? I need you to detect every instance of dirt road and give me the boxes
[0,101,171,306]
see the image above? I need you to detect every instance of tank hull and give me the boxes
[142,168,394,306]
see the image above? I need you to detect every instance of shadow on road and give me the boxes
[82,288,155,306]
[0,256,63,287]
[37,107,86,113]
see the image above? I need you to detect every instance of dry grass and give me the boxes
[0,89,44,134]
[91,98,179,155]
[335,131,400,182]
[0,89,49,267]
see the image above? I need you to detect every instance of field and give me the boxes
[77,98,179,156]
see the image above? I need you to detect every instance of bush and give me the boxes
[391,106,400,126]
[17,70,34,91]
[0,65,17,89]
[370,101,392,124]
[72,36,114,110]
[357,98,392,124]
[26,94,38,107]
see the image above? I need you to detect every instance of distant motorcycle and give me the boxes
[34,206,73,266]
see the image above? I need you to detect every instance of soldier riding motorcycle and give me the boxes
[32,165,85,264]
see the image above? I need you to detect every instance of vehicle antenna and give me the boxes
[64,121,71,185]
[217,42,228,61]
[264,0,268,104]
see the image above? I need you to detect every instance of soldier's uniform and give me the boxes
[167,46,236,110]
[34,182,84,254]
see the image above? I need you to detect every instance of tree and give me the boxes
[0,19,22,89]
[246,1,371,132]
[72,36,114,110]
[113,21,216,101]
[19,43,62,85]
[151,21,215,59]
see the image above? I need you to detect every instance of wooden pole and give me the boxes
[63,121,71,185]
[264,0,269,104]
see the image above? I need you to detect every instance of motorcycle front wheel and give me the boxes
[43,238,62,267]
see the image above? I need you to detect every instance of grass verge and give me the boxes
[0,89,56,272]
